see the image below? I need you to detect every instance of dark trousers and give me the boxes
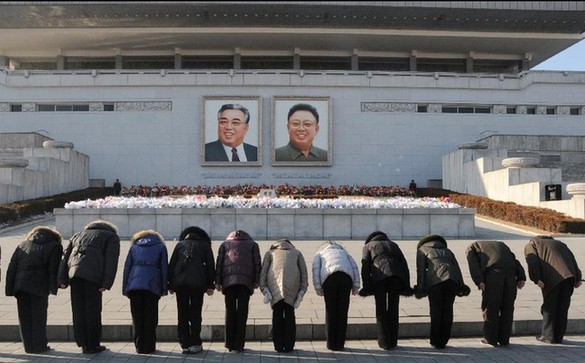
[323,271,352,351]
[175,288,205,348]
[224,285,250,351]
[272,299,296,352]
[541,278,574,343]
[427,280,458,348]
[481,271,517,345]
[70,278,103,349]
[129,290,160,354]
[374,276,403,349]
[15,292,49,353]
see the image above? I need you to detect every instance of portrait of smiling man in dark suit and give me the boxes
[203,98,261,164]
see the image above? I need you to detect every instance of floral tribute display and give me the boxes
[65,184,459,210]
[120,184,415,198]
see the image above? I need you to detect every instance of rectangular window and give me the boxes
[442,107,457,113]
[104,103,115,111]
[458,107,474,113]
[527,107,536,115]
[570,107,580,115]
[474,107,491,114]
[10,104,22,112]
[37,104,90,112]
[37,104,55,112]
[506,107,516,114]
[546,107,555,115]
[417,105,428,113]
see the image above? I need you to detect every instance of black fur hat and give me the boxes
[365,231,388,244]
[180,226,211,243]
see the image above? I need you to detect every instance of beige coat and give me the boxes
[259,239,308,307]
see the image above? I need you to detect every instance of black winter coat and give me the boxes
[416,238,465,294]
[6,226,63,297]
[361,235,410,295]
[58,220,120,289]
[168,233,215,292]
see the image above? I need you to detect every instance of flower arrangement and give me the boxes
[65,195,459,209]
[121,183,415,198]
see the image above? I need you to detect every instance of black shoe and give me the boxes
[83,345,106,354]
[480,339,498,347]
[536,336,553,344]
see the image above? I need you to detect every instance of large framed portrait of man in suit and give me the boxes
[201,96,262,166]
[272,96,332,166]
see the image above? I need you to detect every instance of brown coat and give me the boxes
[524,235,582,297]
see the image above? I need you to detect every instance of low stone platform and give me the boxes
[54,207,475,239]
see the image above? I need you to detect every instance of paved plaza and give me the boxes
[1,216,585,361]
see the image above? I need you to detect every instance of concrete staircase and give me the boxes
[443,134,585,219]
[0,133,89,204]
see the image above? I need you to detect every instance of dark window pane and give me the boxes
[37,104,55,111]
[10,104,22,112]
[442,107,457,113]
[72,105,89,111]
[104,104,115,111]
[474,107,491,114]
[417,105,428,113]
[301,57,351,70]
[506,107,516,114]
[459,107,474,113]
[570,108,580,115]
[56,105,73,111]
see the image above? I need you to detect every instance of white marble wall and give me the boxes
[0,70,584,189]
[54,207,476,240]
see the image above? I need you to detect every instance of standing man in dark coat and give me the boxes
[58,220,120,354]
[359,231,412,350]
[168,226,216,355]
[215,230,261,353]
[5,226,63,353]
[524,235,582,344]
[466,240,526,347]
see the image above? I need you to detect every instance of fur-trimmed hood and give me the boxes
[85,220,118,234]
[131,229,165,245]
[25,226,62,244]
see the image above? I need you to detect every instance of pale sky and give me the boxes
[532,39,585,71]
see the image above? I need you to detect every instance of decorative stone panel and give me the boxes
[493,105,507,114]
[516,106,527,114]
[556,106,570,115]
[143,101,172,111]
[361,102,416,112]
[43,141,74,149]
[427,104,442,113]
[0,103,9,112]
[22,103,35,112]
[536,106,547,115]
[115,102,144,111]
[501,157,539,168]
[89,103,103,112]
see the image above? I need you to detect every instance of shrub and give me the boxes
[448,193,585,234]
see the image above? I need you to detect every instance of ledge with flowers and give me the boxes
[55,184,475,240]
